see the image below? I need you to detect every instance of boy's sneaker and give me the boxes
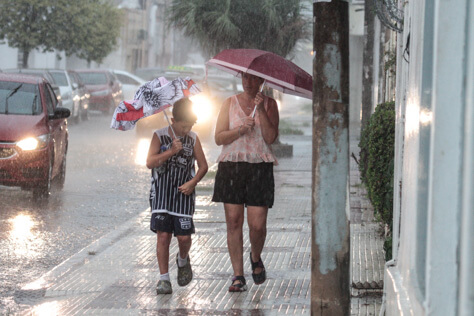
[156,280,172,294]
[176,253,193,286]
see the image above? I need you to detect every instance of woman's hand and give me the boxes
[254,92,264,112]
[240,116,255,135]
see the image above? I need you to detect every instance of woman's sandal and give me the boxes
[229,275,247,292]
[250,252,266,285]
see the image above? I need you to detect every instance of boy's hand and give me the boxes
[171,138,183,154]
[178,181,196,195]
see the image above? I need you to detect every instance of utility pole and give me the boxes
[312,1,350,315]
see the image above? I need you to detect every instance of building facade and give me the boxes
[382,0,474,315]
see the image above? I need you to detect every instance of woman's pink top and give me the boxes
[216,95,277,164]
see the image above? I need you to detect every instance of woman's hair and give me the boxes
[172,97,197,123]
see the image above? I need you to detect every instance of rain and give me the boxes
[0,0,312,314]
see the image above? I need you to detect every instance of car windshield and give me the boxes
[50,72,69,86]
[77,72,108,85]
[0,81,41,115]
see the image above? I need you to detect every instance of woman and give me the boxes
[212,72,279,292]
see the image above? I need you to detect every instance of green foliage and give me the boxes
[65,1,122,64]
[358,101,395,242]
[168,0,310,58]
[0,0,121,67]
[383,235,392,262]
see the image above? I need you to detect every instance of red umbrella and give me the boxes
[206,48,312,99]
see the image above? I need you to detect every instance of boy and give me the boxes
[146,97,208,294]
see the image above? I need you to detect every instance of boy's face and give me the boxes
[172,119,195,136]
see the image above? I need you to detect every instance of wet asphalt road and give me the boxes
[0,113,219,312]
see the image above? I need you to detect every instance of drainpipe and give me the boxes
[312,1,350,314]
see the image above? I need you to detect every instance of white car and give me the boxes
[48,69,83,122]
[111,70,146,101]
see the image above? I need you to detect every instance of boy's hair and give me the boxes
[172,97,197,123]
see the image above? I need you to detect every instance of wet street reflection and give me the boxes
[135,138,151,166]
[0,113,221,313]
[9,213,44,258]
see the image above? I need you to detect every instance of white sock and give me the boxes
[160,273,170,281]
[177,254,188,267]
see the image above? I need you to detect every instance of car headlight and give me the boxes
[91,90,109,97]
[190,94,214,123]
[17,134,50,151]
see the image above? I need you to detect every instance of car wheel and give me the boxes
[33,159,52,199]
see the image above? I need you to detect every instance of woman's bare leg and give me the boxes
[224,203,245,277]
[247,206,268,274]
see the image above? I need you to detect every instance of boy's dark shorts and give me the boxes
[212,161,274,208]
[150,212,195,236]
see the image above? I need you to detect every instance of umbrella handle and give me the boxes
[251,80,266,118]
[163,110,178,139]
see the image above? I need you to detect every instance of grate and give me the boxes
[0,147,17,159]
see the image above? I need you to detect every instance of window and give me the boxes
[50,71,69,87]
[116,73,140,85]
[78,72,108,85]
[44,84,56,115]
[0,81,41,115]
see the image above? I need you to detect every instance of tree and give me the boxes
[51,0,122,65]
[0,0,53,68]
[168,0,310,59]
[0,0,121,68]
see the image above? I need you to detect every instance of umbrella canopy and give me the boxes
[110,77,200,131]
[206,49,312,99]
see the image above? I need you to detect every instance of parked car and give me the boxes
[111,69,146,100]
[75,69,123,114]
[67,70,90,121]
[0,73,70,199]
[3,68,63,109]
[48,69,89,122]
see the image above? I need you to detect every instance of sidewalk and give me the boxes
[14,125,383,315]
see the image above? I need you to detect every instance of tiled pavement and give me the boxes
[13,126,384,315]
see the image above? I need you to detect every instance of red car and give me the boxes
[0,74,70,198]
[75,69,123,114]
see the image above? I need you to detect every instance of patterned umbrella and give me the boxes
[110,77,201,131]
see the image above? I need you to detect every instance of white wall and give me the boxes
[384,0,472,314]
[0,44,18,69]
[0,42,65,69]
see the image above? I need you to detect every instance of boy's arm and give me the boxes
[178,135,208,195]
[146,133,182,169]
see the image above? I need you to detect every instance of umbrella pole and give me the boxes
[251,80,266,118]
[163,110,178,139]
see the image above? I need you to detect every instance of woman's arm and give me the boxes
[146,133,182,169]
[257,95,279,144]
[178,135,208,195]
[215,97,255,146]
[214,98,238,146]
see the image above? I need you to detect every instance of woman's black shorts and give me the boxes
[212,161,274,208]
